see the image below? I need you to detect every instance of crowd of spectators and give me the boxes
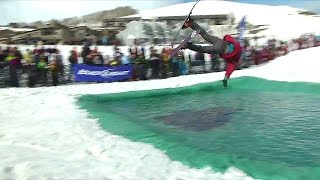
[0,46,65,87]
[0,33,319,88]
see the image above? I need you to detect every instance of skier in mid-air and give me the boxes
[182,17,242,87]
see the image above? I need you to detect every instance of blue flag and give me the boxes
[238,16,246,48]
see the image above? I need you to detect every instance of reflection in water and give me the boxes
[154,108,237,131]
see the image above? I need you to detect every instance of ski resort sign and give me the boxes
[74,64,132,82]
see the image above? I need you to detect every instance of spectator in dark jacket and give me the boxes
[149,47,161,79]
[5,50,20,87]
[81,46,93,65]
[68,50,78,82]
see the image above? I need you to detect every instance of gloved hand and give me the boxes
[182,16,193,29]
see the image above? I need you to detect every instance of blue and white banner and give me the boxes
[73,64,133,82]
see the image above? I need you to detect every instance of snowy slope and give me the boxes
[122,0,320,40]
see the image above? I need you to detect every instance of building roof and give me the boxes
[0,26,35,32]
[119,0,304,24]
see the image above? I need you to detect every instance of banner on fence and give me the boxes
[73,64,132,82]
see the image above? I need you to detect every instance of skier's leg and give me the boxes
[186,20,227,54]
[186,43,224,54]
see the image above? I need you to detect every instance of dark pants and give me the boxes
[58,65,65,84]
[150,60,160,79]
[68,64,75,82]
[9,65,19,87]
[161,63,170,79]
[52,70,59,86]
[28,65,37,87]
[171,61,180,77]
[188,21,227,54]
[39,69,48,86]
[137,64,147,80]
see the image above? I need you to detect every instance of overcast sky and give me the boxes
[229,0,320,13]
[0,0,319,25]
[0,0,182,25]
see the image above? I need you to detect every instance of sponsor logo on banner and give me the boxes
[77,69,130,77]
[73,64,132,82]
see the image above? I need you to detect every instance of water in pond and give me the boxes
[78,77,320,180]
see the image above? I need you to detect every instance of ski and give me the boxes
[169,29,200,58]
[171,0,201,48]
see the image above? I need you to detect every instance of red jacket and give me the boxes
[220,35,242,63]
